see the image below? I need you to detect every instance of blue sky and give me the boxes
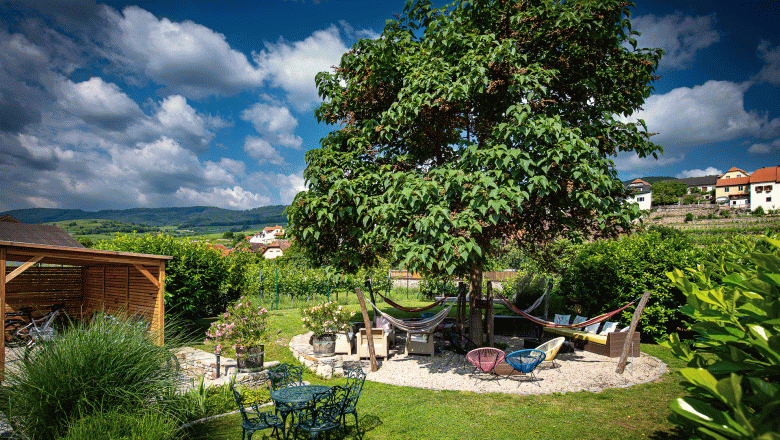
[1,0,778,212]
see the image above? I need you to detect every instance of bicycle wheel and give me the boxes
[23,340,47,362]
[5,319,28,348]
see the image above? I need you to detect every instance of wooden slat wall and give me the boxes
[83,265,162,333]
[4,266,84,318]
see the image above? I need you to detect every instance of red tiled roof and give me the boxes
[716,176,751,187]
[726,167,748,175]
[749,166,780,184]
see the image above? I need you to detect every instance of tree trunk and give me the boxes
[456,281,467,338]
[468,264,483,345]
[486,281,494,347]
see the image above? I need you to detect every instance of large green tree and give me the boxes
[288,0,662,344]
[653,180,688,205]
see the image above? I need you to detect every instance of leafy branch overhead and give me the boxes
[288,0,662,280]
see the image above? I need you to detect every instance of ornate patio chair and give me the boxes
[341,365,366,439]
[535,337,565,369]
[466,347,506,379]
[443,327,479,367]
[231,382,284,440]
[268,363,305,426]
[505,349,546,382]
[292,386,349,440]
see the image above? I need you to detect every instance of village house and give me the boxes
[715,167,751,207]
[625,178,652,211]
[247,225,286,245]
[677,175,719,199]
[749,166,780,212]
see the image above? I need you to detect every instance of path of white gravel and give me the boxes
[351,335,667,395]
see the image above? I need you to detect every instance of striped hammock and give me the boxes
[368,298,455,333]
[496,295,639,329]
[376,291,450,313]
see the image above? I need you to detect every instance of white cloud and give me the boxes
[748,138,780,154]
[154,95,214,151]
[615,80,780,172]
[175,186,270,209]
[104,5,265,98]
[676,167,723,179]
[277,172,307,204]
[755,41,780,85]
[51,76,143,131]
[241,102,303,149]
[631,12,719,70]
[253,24,351,111]
[244,135,286,166]
[620,80,780,147]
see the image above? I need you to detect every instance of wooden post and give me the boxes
[1,248,6,376]
[355,288,378,372]
[616,290,652,374]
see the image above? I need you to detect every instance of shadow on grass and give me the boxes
[648,426,692,440]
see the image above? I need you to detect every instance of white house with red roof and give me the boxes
[749,166,780,212]
[625,178,652,211]
[248,225,286,245]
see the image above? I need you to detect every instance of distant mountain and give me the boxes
[0,205,289,228]
[622,176,677,185]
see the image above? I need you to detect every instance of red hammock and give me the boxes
[496,294,639,329]
[376,291,450,313]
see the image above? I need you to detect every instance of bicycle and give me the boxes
[5,303,67,359]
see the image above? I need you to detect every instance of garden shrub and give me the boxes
[96,234,233,318]
[558,229,700,339]
[664,235,780,439]
[0,313,187,440]
[58,409,179,440]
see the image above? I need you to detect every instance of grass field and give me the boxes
[182,302,690,440]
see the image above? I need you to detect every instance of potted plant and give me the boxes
[206,296,269,371]
[300,301,355,356]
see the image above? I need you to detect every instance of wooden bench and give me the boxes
[543,327,640,358]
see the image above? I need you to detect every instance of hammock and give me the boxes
[496,295,638,329]
[515,283,551,314]
[368,298,455,333]
[376,291,450,313]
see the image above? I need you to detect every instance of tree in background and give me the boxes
[653,180,687,205]
[287,0,662,344]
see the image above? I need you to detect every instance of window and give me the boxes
[768,197,772,203]
[637,197,644,202]
[768,185,773,191]
[739,185,744,191]
[725,187,730,192]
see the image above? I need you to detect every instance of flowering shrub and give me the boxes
[300,302,355,338]
[206,296,269,353]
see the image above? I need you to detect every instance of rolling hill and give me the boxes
[0,205,289,228]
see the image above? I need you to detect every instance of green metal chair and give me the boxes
[341,365,366,439]
[292,386,349,440]
[268,363,305,426]
[231,382,284,440]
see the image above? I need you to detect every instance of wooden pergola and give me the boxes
[1,239,172,370]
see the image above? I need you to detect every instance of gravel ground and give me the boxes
[358,335,667,395]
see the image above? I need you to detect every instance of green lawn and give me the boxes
[183,302,691,440]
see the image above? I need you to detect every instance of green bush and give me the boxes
[59,409,179,440]
[663,235,780,439]
[685,213,694,222]
[558,229,700,339]
[96,234,261,318]
[0,313,186,440]
[753,206,766,217]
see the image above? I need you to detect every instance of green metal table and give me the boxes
[271,385,332,440]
